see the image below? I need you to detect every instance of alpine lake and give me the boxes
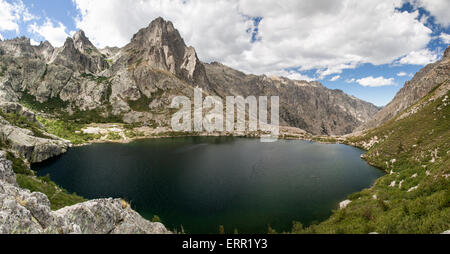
[34,136,384,234]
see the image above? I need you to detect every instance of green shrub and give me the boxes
[0,111,51,139]
[151,215,162,223]
[6,152,34,176]
[38,117,100,145]
[128,95,153,112]
[16,174,86,210]
[106,132,122,140]
[0,65,7,76]
[20,93,69,114]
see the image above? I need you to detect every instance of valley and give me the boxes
[0,17,448,234]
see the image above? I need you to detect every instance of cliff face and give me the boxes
[357,47,450,132]
[0,151,170,234]
[0,17,379,135]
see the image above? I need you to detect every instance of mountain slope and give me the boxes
[0,17,379,136]
[357,47,450,132]
[294,52,450,234]
[205,62,379,135]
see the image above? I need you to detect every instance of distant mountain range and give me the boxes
[0,17,380,135]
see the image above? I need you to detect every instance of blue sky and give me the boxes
[0,0,449,107]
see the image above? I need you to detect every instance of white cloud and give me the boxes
[73,0,254,63]
[270,70,315,82]
[397,72,408,77]
[440,33,450,44]
[410,0,450,27]
[345,78,356,83]
[28,19,71,47]
[330,75,341,82]
[30,38,40,46]
[72,0,434,76]
[0,33,3,40]
[316,63,358,79]
[0,0,34,33]
[397,48,439,65]
[356,76,395,87]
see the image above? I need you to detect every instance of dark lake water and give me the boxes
[34,137,384,234]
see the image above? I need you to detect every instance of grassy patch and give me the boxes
[128,89,165,112]
[59,107,123,124]
[106,132,122,140]
[6,152,34,176]
[40,64,48,81]
[124,130,145,139]
[16,174,86,210]
[0,65,7,76]
[102,84,112,103]
[151,215,162,223]
[128,95,153,112]
[81,73,111,85]
[0,111,51,139]
[38,117,101,145]
[20,93,69,114]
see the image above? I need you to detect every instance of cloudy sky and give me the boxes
[1,0,449,106]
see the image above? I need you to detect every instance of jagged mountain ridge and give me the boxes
[205,62,380,135]
[0,17,379,135]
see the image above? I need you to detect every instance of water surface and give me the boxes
[34,137,384,234]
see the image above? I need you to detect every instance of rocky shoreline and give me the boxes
[74,124,311,146]
[0,151,170,234]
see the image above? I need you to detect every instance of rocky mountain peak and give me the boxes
[125,17,209,86]
[50,35,108,73]
[38,40,53,49]
[36,40,55,61]
[131,17,181,47]
[72,30,97,54]
[444,46,450,60]
[73,29,87,41]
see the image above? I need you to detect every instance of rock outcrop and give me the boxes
[0,102,37,123]
[0,112,69,163]
[339,200,352,209]
[123,17,209,86]
[50,32,108,74]
[0,151,170,234]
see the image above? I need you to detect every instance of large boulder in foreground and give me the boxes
[0,151,170,234]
